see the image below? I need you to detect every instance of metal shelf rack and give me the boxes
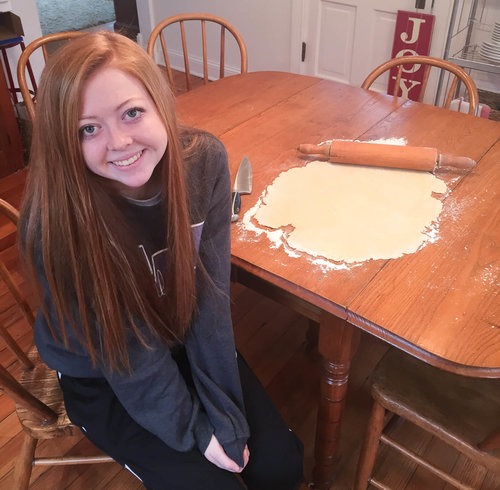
[436,0,499,104]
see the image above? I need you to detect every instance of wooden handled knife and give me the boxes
[231,156,253,222]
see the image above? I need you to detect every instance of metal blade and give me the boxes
[233,156,252,194]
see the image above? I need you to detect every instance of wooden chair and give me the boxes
[354,348,500,489]
[361,55,479,115]
[17,31,85,123]
[147,13,248,94]
[0,199,113,489]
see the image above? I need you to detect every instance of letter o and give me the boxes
[395,49,421,73]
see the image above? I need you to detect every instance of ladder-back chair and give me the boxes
[17,31,85,123]
[147,13,248,94]
[361,55,479,115]
[0,199,113,489]
[355,348,500,489]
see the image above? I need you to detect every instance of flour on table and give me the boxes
[252,161,447,263]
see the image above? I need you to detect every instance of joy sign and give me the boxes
[388,10,435,100]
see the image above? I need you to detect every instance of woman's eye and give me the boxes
[79,125,97,137]
[125,108,143,120]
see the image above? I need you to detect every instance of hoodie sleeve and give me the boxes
[184,136,250,467]
[102,331,215,454]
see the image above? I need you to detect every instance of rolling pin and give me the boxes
[298,140,476,173]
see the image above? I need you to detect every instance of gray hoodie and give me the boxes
[32,131,250,466]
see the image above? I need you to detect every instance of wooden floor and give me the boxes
[0,170,497,486]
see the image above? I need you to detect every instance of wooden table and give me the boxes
[176,71,500,489]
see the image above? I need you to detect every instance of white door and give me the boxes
[290,0,455,96]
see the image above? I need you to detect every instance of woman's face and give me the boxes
[79,66,168,199]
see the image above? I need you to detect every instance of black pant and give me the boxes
[59,352,303,490]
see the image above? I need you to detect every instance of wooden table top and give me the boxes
[176,71,500,377]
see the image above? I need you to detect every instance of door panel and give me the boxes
[362,9,401,91]
[316,3,356,83]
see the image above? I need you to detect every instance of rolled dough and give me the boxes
[254,161,447,263]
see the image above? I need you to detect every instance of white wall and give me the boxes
[136,0,293,73]
[11,0,43,44]
[3,0,44,96]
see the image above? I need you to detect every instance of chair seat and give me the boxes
[372,348,500,473]
[17,345,75,440]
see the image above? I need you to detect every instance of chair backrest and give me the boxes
[361,55,478,115]
[17,31,85,123]
[0,198,59,425]
[147,13,248,94]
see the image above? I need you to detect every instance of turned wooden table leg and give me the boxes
[311,313,360,489]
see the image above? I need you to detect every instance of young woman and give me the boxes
[20,31,303,489]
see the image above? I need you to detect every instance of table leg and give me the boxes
[311,313,360,489]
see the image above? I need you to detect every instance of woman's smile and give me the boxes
[110,149,144,167]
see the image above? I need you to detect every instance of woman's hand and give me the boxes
[242,444,250,468]
[204,435,250,473]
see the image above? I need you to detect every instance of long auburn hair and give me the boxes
[20,31,197,371]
